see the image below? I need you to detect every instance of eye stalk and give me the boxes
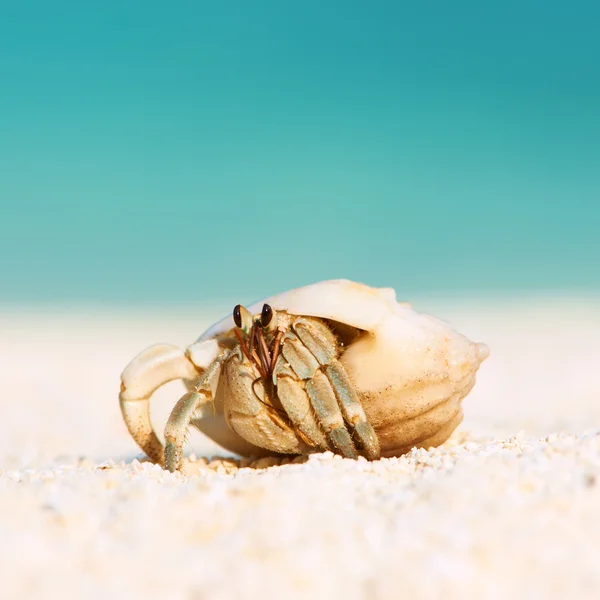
[232,304,254,334]
[233,304,243,328]
[261,304,273,327]
[260,303,278,332]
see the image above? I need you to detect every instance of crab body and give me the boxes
[119,280,489,471]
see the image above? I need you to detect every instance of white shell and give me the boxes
[194,279,489,456]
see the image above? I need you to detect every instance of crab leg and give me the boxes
[273,360,328,449]
[293,319,381,460]
[163,353,227,472]
[323,361,380,460]
[305,369,358,459]
[278,331,358,459]
[119,343,200,464]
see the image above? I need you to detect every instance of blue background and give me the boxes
[1,1,598,304]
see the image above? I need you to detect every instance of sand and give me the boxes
[1,297,599,599]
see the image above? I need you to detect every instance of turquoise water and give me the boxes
[1,2,599,304]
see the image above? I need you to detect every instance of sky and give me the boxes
[1,1,599,305]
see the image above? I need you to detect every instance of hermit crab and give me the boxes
[119,279,489,472]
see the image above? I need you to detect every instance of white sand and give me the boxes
[1,298,599,599]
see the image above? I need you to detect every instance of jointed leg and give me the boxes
[306,369,358,458]
[119,344,200,464]
[278,328,359,458]
[325,361,380,460]
[164,354,226,472]
[291,319,381,460]
[273,360,329,449]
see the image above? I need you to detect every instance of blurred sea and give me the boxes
[1,1,598,306]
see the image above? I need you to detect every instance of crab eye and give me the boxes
[233,304,243,328]
[261,304,273,328]
[233,304,254,333]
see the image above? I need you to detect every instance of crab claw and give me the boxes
[119,343,200,464]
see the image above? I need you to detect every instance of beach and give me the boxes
[1,297,599,599]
